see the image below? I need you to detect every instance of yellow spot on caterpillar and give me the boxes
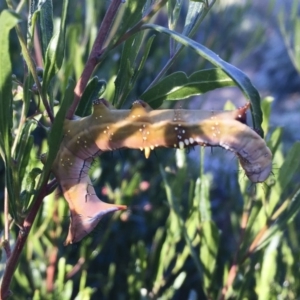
[140,147,143,151]
[144,147,151,159]
[104,131,107,134]
[174,144,177,148]
[179,141,184,149]
[150,145,154,150]
[143,137,147,141]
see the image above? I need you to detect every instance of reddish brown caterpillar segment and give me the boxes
[51,99,272,244]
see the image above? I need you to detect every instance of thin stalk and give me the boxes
[4,187,10,244]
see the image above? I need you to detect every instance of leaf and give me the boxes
[42,0,69,96]
[275,142,300,197]
[141,68,235,107]
[108,0,147,48]
[0,9,21,219]
[38,0,54,60]
[199,221,220,292]
[142,24,264,136]
[0,10,20,160]
[37,78,75,190]
[257,235,280,300]
[76,77,106,117]
[114,33,155,107]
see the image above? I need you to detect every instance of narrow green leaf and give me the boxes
[0,10,20,158]
[37,78,75,190]
[141,68,235,107]
[0,9,21,219]
[275,142,300,197]
[199,221,220,292]
[113,32,144,106]
[15,120,37,179]
[181,1,206,38]
[108,0,147,48]
[257,235,280,300]
[294,18,300,72]
[142,24,264,136]
[42,0,69,96]
[38,0,54,60]
[76,77,106,117]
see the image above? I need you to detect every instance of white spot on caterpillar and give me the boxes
[184,139,189,146]
[178,135,182,139]
[143,137,147,141]
[104,131,107,134]
[174,144,177,148]
[150,145,154,150]
[179,141,184,149]
[146,131,149,135]
[189,137,194,144]
[144,147,151,158]
[175,127,178,130]
[182,130,185,134]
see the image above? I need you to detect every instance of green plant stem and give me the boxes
[0,178,56,300]
[4,187,9,244]
[67,0,123,119]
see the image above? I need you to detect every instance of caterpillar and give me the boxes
[50,99,272,244]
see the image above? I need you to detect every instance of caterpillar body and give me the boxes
[50,99,272,244]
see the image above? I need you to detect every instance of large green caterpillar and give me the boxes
[50,99,272,244]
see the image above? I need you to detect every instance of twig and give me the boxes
[66,257,85,280]
[67,0,123,119]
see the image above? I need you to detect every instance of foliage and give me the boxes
[0,0,299,299]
